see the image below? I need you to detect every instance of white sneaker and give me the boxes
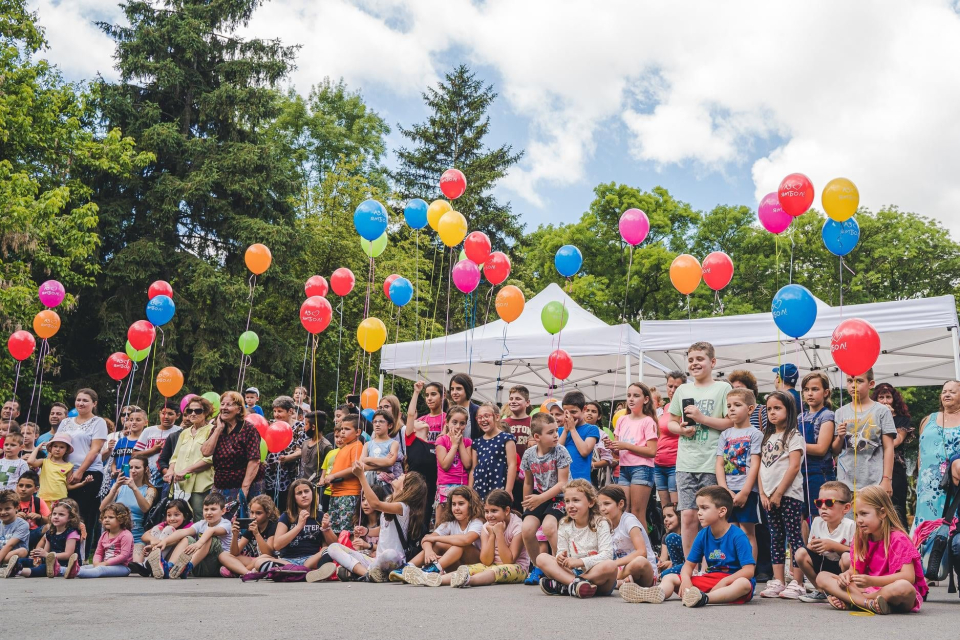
[450,565,471,588]
[779,580,806,599]
[620,583,666,604]
[759,579,785,598]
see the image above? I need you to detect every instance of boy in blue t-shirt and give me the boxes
[557,391,600,481]
[655,485,755,607]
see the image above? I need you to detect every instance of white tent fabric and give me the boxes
[638,295,960,391]
[380,283,668,404]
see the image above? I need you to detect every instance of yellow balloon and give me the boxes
[357,317,387,353]
[613,408,627,428]
[427,199,452,231]
[821,177,859,222]
[437,210,468,247]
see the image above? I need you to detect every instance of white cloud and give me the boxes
[30,1,120,81]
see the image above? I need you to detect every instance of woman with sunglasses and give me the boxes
[166,397,216,517]
[201,391,264,502]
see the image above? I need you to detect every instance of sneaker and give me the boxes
[220,566,237,578]
[799,590,828,603]
[402,565,440,586]
[450,565,471,588]
[168,551,195,580]
[306,563,337,583]
[423,561,443,574]
[1,556,20,578]
[128,562,151,577]
[389,567,407,583]
[539,577,568,596]
[524,566,544,586]
[65,554,79,579]
[683,586,709,608]
[367,566,391,583]
[569,578,597,599]
[147,548,165,579]
[759,579,785,598]
[336,566,361,582]
[46,552,57,578]
[779,580,806,599]
[620,583,665,604]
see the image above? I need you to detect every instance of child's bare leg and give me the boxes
[875,579,918,612]
[542,515,559,555]
[537,552,576,585]
[704,577,754,604]
[189,539,212,565]
[169,537,192,559]
[839,552,850,572]
[582,560,618,593]
[680,509,698,555]
[623,556,656,587]
[521,516,542,567]
[434,542,464,570]
[793,548,818,585]
[659,573,682,601]
[466,568,497,586]
[219,552,252,575]
[630,485,652,528]
[816,572,860,606]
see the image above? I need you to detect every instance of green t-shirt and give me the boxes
[669,381,732,473]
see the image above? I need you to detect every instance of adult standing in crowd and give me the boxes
[265,395,305,507]
[913,380,960,529]
[35,402,68,446]
[729,369,767,430]
[59,388,108,539]
[138,402,182,486]
[871,383,914,526]
[449,373,480,440]
[201,391,263,502]
[166,396,216,517]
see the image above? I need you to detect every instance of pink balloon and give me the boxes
[618,209,650,246]
[758,192,792,234]
[452,259,481,294]
[179,394,197,413]
[38,280,65,308]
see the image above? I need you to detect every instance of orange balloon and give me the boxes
[33,310,61,339]
[495,285,525,323]
[540,398,559,413]
[156,366,184,397]
[670,254,702,295]
[361,387,379,410]
[245,244,272,275]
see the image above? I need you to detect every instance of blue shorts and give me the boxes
[618,465,655,488]
[729,491,762,524]
[653,465,676,493]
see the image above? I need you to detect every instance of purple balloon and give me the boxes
[179,393,197,414]
[452,259,481,294]
[619,208,650,246]
[38,280,65,308]
[758,192,792,234]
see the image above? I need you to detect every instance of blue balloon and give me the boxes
[554,245,583,277]
[821,218,860,257]
[353,199,389,241]
[389,277,413,307]
[404,199,429,230]
[145,294,175,326]
[771,284,817,338]
[68,408,78,417]
[361,408,376,423]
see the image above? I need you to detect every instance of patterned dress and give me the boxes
[472,431,515,499]
[265,421,306,497]
[913,413,960,530]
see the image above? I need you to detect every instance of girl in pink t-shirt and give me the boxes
[817,485,928,614]
[434,407,472,522]
[406,381,446,444]
[607,383,658,529]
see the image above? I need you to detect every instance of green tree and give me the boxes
[393,64,524,250]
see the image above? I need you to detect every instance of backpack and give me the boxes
[240,564,310,582]
[921,481,960,583]
[388,509,422,562]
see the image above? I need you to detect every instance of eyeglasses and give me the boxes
[814,498,848,508]
[184,408,204,416]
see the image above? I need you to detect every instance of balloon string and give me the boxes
[25,339,49,425]
[6,361,22,432]
[353,256,376,396]
[789,224,796,285]
[839,257,844,317]
[442,247,454,389]
[495,323,510,401]
[391,306,401,394]
[299,332,310,402]
[421,242,445,375]
[244,274,257,333]
[335,299,344,405]
[415,230,420,342]
[147,339,158,416]
[621,245,634,323]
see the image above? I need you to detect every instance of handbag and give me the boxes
[921,480,960,582]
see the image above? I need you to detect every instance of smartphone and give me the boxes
[681,398,695,424]
[236,517,253,529]
[121,463,130,477]
[346,394,360,407]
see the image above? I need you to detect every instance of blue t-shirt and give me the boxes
[787,388,802,412]
[0,517,30,554]
[798,408,836,477]
[248,405,264,417]
[558,423,601,481]
[688,523,756,584]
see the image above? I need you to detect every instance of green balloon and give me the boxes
[458,248,482,270]
[125,340,150,363]
[541,301,569,335]
[201,391,220,416]
[238,330,259,355]
[260,438,268,462]
[361,233,388,258]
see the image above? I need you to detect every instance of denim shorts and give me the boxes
[618,465,655,488]
[653,465,677,493]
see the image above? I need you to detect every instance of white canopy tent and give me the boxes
[379,283,671,404]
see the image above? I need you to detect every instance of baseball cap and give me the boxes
[772,363,799,384]
[245,387,260,397]
[544,401,562,412]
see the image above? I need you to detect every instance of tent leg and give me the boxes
[952,327,960,381]
[638,351,644,383]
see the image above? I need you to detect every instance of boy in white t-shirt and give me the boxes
[795,481,856,603]
[154,493,231,579]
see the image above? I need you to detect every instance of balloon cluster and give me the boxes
[669,252,734,295]
[7,280,70,361]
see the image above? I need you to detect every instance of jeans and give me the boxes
[77,565,131,578]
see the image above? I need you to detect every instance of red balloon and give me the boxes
[264,420,293,453]
[702,251,734,291]
[439,168,467,200]
[383,274,400,300]
[331,268,355,297]
[831,318,881,377]
[464,231,492,265]
[300,295,333,334]
[105,352,133,381]
[148,280,173,300]
[304,275,328,298]
[127,320,156,351]
[778,173,815,217]
[7,330,36,361]
[548,349,573,380]
[247,413,269,439]
[485,251,511,286]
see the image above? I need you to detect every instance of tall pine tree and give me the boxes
[393,65,524,251]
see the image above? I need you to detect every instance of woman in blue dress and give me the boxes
[913,380,960,530]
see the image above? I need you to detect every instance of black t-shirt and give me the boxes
[404,436,438,507]
[277,512,323,559]
[241,519,278,558]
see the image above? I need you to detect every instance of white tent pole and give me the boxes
[378,372,384,397]
[638,351,644,383]
[952,327,960,380]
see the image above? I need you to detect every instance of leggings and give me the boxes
[765,495,805,565]
[77,565,131,578]
[464,563,528,584]
[660,532,685,577]
[326,544,404,575]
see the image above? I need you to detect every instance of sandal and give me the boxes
[866,596,890,615]
[827,595,847,611]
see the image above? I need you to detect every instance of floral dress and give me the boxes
[913,413,960,530]
[265,421,306,496]
[472,431,516,499]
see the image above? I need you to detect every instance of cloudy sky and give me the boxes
[31,0,960,235]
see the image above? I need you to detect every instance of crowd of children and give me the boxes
[0,340,938,615]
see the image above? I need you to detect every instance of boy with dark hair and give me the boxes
[15,471,48,548]
[832,369,895,495]
[558,391,600,482]
[504,385,532,457]
[156,492,232,579]
[300,411,332,483]
[0,489,29,577]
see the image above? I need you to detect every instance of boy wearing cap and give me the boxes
[773,364,802,412]
[244,388,265,417]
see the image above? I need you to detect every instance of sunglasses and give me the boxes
[814,498,848,508]
[184,408,205,415]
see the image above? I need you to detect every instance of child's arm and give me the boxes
[831,419,848,455]
[458,439,472,471]
[405,381,423,434]
[522,468,533,500]
[478,524,496,566]
[566,426,597,458]
[468,449,477,489]
[880,433,895,495]
[806,419,835,457]
[0,539,21,563]
[98,478,122,513]
[524,465,568,508]
[157,526,197,550]
[504,439,517,494]
[353,461,404,516]
[770,450,803,508]
[426,530,480,548]
[678,559,698,592]
[852,560,916,589]
[325,447,361,482]
[186,525,226,554]
[610,437,657,458]
[615,526,650,568]
[738,453,761,498]
[363,440,399,469]
[26,445,43,468]
[54,534,78,562]
[273,512,308,549]
[436,438,459,471]
[715,454,729,490]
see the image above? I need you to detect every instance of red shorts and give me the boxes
[690,572,754,604]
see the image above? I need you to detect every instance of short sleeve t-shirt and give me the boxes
[192,517,233,548]
[38,458,73,502]
[504,416,532,457]
[138,426,182,473]
[435,434,472,485]
[854,530,929,600]
[688,523,755,578]
[669,381,732,474]
[611,512,658,568]
[18,497,50,530]
[809,516,856,562]
[798,408,836,476]
[716,426,763,492]
[614,415,658,467]
[110,435,142,472]
[0,457,28,490]
[240,519,278,558]
[0,517,30,554]
[434,518,484,550]
[655,411,679,467]
[277,512,322,558]
[494,512,529,570]
[558,424,601,480]
[759,431,806,500]
[520,445,572,495]
[835,402,896,490]
[330,439,363,496]
[59,416,109,473]
[320,449,338,496]
[378,502,411,558]
[419,413,446,443]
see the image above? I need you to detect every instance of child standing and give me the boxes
[503,386,532,458]
[599,485,658,602]
[447,489,530,588]
[470,403,517,499]
[406,381,446,444]
[402,485,484,585]
[715,388,763,561]
[758,391,807,599]
[799,372,837,521]
[0,432,28,490]
[68,503,134,578]
[362,410,402,490]
[817,485,927,614]
[654,372,686,507]
[608,383,658,527]
[832,369,896,496]
[19,500,81,577]
[434,407,473,521]
[28,434,84,503]
[321,415,364,534]
[318,427,341,513]
[795,481,856,602]
[0,489,30,577]
[558,391,600,482]
[536,479,617,598]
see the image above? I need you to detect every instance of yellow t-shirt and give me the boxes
[321,448,339,496]
[39,458,74,502]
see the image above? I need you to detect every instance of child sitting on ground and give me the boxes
[15,471,48,549]
[658,503,684,577]
[445,489,530,588]
[19,499,81,577]
[0,489,31,577]
[220,495,280,577]
[795,481,855,603]
[134,499,193,578]
[158,492,232,578]
[401,485,484,586]
[598,485,659,602]
[68,503,134,579]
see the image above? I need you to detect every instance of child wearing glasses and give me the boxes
[794,481,856,603]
